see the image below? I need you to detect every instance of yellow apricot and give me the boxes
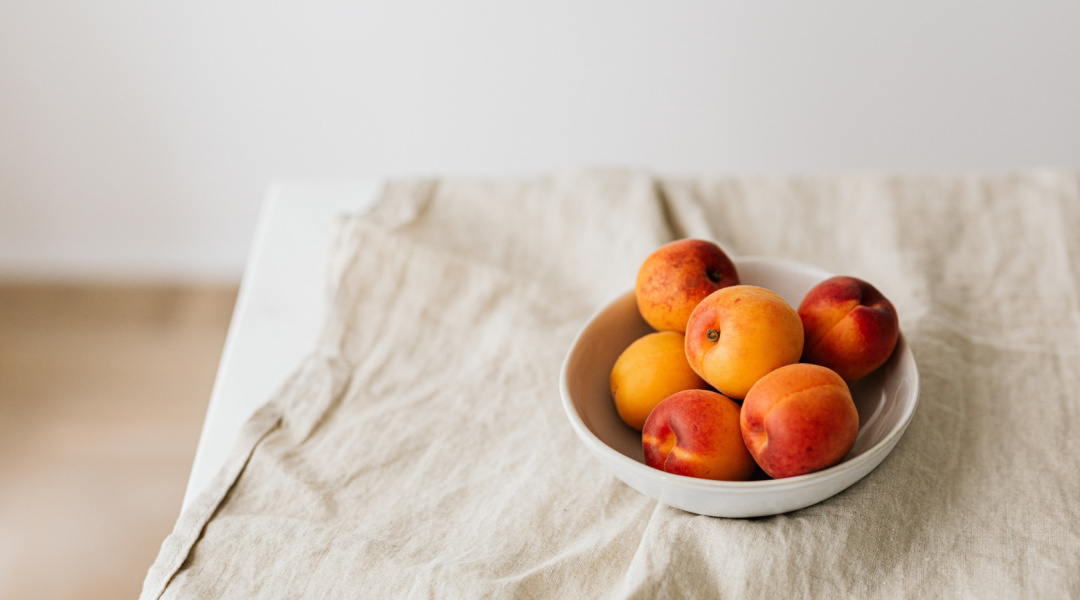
[610,331,709,430]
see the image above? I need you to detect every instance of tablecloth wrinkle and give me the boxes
[142,168,1080,599]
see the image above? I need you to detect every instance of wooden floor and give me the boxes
[0,283,238,600]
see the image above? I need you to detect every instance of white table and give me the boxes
[181,181,381,511]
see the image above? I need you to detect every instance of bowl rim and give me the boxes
[558,254,920,492]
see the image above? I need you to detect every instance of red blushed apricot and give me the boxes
[642,389,755,482]
[798,276,899,382]
[740,363,859,479]
[635,239,739,333]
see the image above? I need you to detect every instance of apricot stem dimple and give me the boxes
[707,269,723,283]
[707,329,720,343]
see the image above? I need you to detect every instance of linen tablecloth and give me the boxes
[142,169,1080,598]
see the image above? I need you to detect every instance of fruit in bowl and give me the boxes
[740,363,859,479]
[635,239,739,333]
[559,254,920,518]
[684,285,804,400]
[642,389,756,481]
[609,331,708,430]
[798,276,900,382]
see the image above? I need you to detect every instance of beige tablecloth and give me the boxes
[142,169,1080,599]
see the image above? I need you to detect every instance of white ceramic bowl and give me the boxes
[559,256,919,518]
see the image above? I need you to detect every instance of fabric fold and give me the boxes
[143,168,1080,600]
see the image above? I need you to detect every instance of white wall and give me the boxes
[2,1,1078,280]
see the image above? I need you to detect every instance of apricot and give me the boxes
[798,276,899,382]
[642,389,755,481]
[740,363,859,479]
[684,285,803,400]
[635,239,739,333]
[610,331,709,430]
